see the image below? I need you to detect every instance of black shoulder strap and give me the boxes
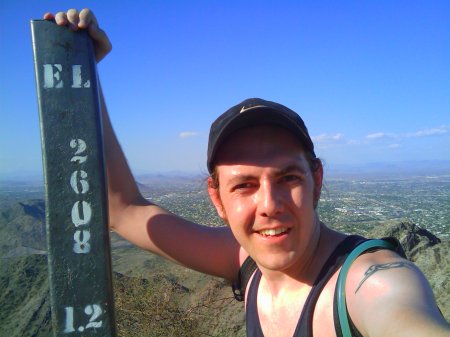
[232,256,258,301]
[333,237,405,337]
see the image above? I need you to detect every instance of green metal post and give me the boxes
[31,19,116,336]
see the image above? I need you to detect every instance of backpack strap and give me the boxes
[333,237,404,337]
[232,256,258,301]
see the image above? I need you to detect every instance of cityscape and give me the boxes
[137,174,450,240]
[1,172,448,241]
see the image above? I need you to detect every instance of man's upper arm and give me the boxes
[113,202,243,281]
[346,251,450,337]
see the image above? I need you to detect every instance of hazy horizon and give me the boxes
[1,2,449,175]
[1,158,449,183]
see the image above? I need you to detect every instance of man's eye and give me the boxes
[234,183,253,190]
[281,175,301,183]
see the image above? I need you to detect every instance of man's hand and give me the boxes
[43,9,112,62]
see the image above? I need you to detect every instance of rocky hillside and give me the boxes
[0,255,51,337]
[0,255,244,337]
[0,197,448,336]
[0,199,46,257]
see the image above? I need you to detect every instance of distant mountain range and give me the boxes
[1,160,449,182]
[324,159,450,178]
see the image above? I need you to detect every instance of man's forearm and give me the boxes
[99,85,148,230]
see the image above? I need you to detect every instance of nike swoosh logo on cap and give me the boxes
[240,104,267,113]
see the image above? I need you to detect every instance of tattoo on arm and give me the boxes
[355,261,415,294]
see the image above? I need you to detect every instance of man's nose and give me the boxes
[256,180,284,217]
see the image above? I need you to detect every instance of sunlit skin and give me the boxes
[209,125,325,284]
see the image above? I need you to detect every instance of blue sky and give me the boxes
[1,1,449,178]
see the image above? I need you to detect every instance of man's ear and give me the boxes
[312,160,323,208]
[207,177,227,221]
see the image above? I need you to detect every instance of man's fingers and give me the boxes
[79,8,97,29]
[47,9,95,30]
[66,9,80,30]
[43,12,54,20]
[42,8,111,63]
[88,23,112,62]
[54,11,68,26]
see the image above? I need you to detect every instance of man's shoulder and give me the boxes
[344,248,439,336]
[346,247,415,296]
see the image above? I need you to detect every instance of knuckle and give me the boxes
[54,12,67,24]
[66,8,79,20]
[78,8,92,27]
[81,8,98,27]
[81,8,91,15]
[80,8,91,20]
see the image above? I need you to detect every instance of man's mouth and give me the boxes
[258,227,290,237]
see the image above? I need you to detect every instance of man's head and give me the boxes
[205,101,324,271]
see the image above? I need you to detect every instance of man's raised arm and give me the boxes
[44,9,242,282]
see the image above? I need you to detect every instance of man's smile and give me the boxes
[257,227,291,237]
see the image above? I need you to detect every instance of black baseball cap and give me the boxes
[207,98,316,173]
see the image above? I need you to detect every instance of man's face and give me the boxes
[208,125,323,274]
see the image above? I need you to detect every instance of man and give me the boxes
[44,9,449,337]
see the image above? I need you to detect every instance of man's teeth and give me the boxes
[259,228,288,236]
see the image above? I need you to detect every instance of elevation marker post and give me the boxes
[31,20,116,336]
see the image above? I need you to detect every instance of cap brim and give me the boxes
[207,107,311,172]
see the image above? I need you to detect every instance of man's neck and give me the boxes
[258,221,346,297]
